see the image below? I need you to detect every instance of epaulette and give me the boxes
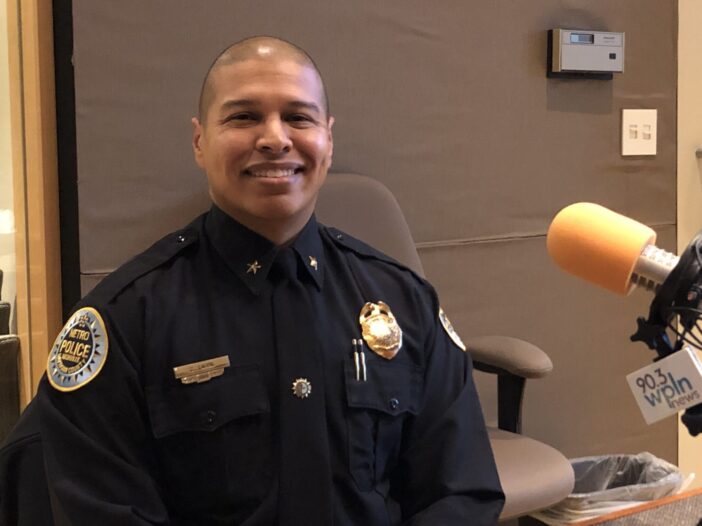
[321,225,426,285]
[82,218,203,306]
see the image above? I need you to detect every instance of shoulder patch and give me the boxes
[47,307,109,392]
[439,307,467,352]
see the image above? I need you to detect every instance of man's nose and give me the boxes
[256,117,292,154]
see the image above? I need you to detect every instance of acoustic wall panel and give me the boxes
[420,226,678,463]
[70,0,678,460]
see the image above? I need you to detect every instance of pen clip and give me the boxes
[353,339,361,381]
[356,338,367,382]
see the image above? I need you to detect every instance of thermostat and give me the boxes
[547,29,625,79]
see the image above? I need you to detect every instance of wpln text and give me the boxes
[643,372,700,410]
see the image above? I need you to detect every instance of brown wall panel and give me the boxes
[71,1,678,459]
[73,1,676,269]
[420,226,678,463]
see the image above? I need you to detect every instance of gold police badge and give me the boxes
[47,307,109,392]
[439,307,467,352]
[359,301,403,359]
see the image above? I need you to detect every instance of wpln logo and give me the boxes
[644,372,700,410]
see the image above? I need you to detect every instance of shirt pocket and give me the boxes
[146,363,271,514]
[345,358,423,492]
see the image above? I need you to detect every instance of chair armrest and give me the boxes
[465,336,553,434]
[464,335,553,379]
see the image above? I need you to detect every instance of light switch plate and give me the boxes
[622,109,657,156]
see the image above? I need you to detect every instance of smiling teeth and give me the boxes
[249,169,297,178]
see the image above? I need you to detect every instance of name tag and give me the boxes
[627,347,702,424]
[173,355,231,385]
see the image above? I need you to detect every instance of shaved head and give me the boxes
[198,36,329,124]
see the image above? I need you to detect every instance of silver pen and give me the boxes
[360,344,367,382]
[353,339,361,381]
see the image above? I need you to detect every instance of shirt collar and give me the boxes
[289,213,325,290]
[205,205,325,294]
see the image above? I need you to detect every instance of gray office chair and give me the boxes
[316,173,574,522]
[0,271,10,335]
[0,335,20,443]
[0,269,20,442]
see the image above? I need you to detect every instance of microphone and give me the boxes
[547,203,702,434]
[547,203,679,296]
[546,202,702,357]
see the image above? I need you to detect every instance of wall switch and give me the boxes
[622,109,657,156]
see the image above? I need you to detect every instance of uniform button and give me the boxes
[389,398,400,410]
[203,410,217,425]
[292,378,312,399]
[336,233,343,240]
[177,234,186,243]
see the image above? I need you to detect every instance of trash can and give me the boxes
[530,452,685,525]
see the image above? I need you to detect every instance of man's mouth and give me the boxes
[244,166,304,178]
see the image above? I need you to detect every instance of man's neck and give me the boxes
[214,204,312,247]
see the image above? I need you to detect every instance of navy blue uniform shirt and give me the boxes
[1,205,504,525]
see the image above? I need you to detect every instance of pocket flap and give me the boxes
[147,364,269,438]
[345,360,422,416]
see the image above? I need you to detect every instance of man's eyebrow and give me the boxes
[216,98,323,116]
[287,100,322,114]
[218,99,256,113]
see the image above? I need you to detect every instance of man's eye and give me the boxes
[288,114,315,123]
[223,113,257,124]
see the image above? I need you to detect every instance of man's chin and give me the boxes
[253,206,315,228]
[217,198,314,232]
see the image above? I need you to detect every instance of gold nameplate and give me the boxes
[359,301,403,360]
[173,356,231,384]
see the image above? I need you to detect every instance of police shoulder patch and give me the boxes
[439,307,467,352]
[47,307,109,392]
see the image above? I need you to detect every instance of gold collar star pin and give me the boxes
[309,256,318,271]
[246,260,262,275]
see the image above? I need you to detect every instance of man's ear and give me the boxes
[192,117,205,169]
[325,116,335,167]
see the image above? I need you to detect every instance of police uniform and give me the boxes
[4,205,504,525]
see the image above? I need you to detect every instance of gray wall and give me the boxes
[73,1,678,461]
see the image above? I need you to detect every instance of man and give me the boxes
[1,36,504,524]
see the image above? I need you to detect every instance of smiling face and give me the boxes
[192,57,334,245]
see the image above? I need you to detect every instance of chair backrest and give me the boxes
[318,175,577,521]
[0,336,20,442]
[0,305,8,337]
[0,270,9,335]
[316,173,425,276]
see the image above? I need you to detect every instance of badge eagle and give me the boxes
[47,307,109,392]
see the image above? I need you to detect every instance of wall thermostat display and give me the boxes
[548,28,625,79]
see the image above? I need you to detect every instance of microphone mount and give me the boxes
[631,230,702,360]
[630,231,702,436]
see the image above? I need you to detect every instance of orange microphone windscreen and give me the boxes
[547,203,657,295]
